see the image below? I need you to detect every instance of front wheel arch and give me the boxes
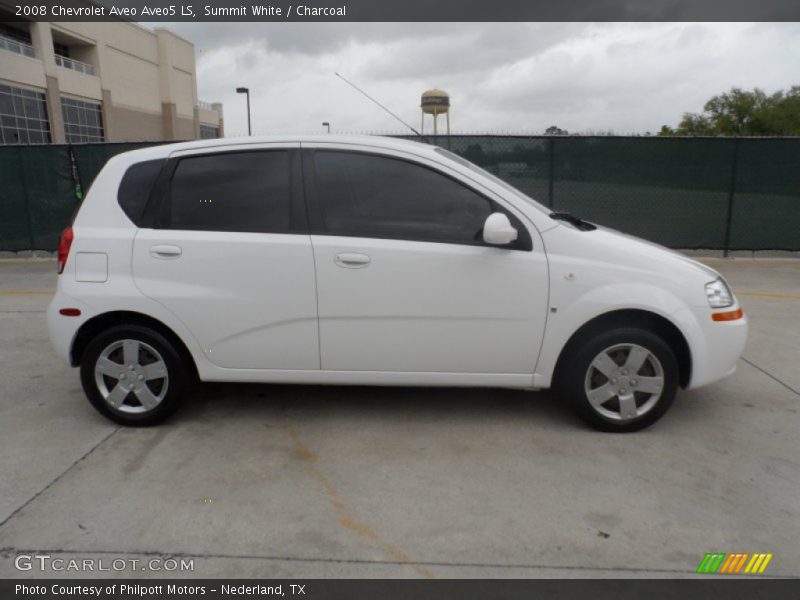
[71,311,199,382]
[552,309,692,389]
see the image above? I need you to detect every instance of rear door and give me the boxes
[132,144,320,370]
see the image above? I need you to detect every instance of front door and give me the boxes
[305,147,548,377]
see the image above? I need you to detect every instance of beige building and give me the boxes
[0,18,223,144]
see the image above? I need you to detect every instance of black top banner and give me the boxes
[2,0,800,22]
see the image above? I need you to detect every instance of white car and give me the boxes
[47,135,747,431]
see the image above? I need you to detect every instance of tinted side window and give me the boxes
[118,159,164,226]
[168,151,292,233]
[313,151,493,244]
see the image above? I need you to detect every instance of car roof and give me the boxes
[113,134,438,163]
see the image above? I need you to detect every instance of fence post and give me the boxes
[548,137,555,209]
[16,146,36,252]
[722,138,740,257]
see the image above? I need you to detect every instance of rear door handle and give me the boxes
[335,253,370,268]
[150,244,182,259]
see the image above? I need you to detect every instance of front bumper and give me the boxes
[673,304,748,390]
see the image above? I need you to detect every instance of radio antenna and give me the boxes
[334,72,422,136]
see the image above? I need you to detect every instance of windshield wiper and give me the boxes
[549,212,597,231]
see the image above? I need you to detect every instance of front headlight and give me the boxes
[705,278,734,308]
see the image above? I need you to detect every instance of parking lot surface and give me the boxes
[0,256,798,578]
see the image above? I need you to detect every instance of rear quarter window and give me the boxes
[117,159,165,226]
[165,150,293,233]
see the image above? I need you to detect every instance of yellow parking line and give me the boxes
[736,291,800,301]
[0,290,54,296]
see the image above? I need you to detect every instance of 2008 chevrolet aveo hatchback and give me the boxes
[48,135,747,431]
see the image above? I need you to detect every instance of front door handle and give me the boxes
[150,244,182,259]
[335,253,370,268]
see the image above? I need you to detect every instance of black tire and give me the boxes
[556,327,679,432]
[80,324,189,426]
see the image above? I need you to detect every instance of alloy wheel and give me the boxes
[583,343,665,422]
[94,339,169,414]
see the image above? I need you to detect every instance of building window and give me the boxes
[61,97,104,143]
[0,24,35,58]
[199,124,220,139]
[0,84,51,144]
[53,42,70,58]
[0,24,32,45]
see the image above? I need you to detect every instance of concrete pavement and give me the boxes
[0,257,798,578]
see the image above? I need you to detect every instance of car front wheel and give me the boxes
[558,327,679,432]
[80,325,187,426]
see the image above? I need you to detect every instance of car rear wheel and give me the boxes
[558,327,679,432]
[80,325,187,426]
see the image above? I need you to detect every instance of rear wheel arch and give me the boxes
[70,311,199,381]
[553,309,692,389]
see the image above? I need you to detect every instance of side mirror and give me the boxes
[482,212,518,246]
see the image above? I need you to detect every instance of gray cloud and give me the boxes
[164,22,472,55]
[155,22,800,136]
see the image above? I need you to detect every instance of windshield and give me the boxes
[434,147,550,215]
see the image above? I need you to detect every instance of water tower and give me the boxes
[420,89,450,136]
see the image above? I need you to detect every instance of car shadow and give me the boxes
[178,380,580,429]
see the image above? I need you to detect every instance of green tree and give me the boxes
[768,86,800,135]
[659,85,800,136]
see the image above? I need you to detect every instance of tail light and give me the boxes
[57,226,74,274]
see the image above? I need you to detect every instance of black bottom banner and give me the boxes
[3,579,799,600]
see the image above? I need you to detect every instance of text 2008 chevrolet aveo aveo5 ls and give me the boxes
[48,135,747,432]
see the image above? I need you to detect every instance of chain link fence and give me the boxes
[1,136,798,253]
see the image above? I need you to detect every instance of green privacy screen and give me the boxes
[0,145,77,252]
[1,137,798,252]
[417,135,799,251]
[727,139,800,251]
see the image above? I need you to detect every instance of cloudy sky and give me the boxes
[158,22,800,137]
